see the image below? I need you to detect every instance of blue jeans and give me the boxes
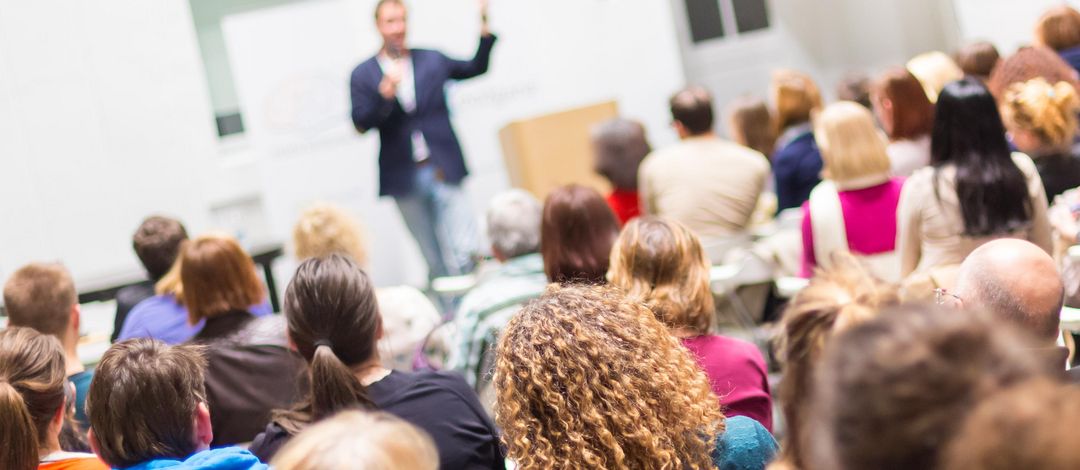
[393,164,479,279]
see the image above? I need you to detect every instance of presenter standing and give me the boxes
[351,0,496,279]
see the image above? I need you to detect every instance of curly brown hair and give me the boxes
[494,284,723,469]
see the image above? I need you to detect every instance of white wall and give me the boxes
[221,0,686,286]
[0,0,217,290]
[952,0,1077,54]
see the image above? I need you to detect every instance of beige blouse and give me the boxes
[897,153,1052,278]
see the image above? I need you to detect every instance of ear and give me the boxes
[285,329,298,353]
[193,402,213,451]
[70,304,81,333]
[376,321,385,341]
[881,97,893,111]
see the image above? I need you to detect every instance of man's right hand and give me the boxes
[379,68,401,100]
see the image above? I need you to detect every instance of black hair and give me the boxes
[931,78,1032,236]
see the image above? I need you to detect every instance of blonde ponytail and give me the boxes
[1003,77,1080,148]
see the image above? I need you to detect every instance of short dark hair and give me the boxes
[87,339,207,468]
[540,185,619,284]
[3,263,76,339]
[1036,5,1080,52]
[669,86,715,136]
[132,216,188,281]
[954,41,1001,80]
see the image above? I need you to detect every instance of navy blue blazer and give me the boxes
[773,131,823,213]
[351,35,497,197]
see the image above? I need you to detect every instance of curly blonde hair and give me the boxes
[1001,77,1080,149]
[608,217,714,334]
[292,203,368,265]
[494,284,723,469]
[772,253,898,470]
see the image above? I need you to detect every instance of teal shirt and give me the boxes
[69,369,94,429]
[714,416,778,470]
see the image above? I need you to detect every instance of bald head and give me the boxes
[954,239,1063,342]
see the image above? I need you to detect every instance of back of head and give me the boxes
[292,203,368,266]
[486,189,543,260]
[540,185,620,284]
[811,304,1051,470]
[272,410,438,470]
[608,217,714,334]
[725,95,776,157]
[87,339,207,468]
[133,216,188,281]
[942,378,1080,470]
[669,86,715,136]
[872,66,935,141]
[771,69,823,131]
[814,101,891,186]
[988,46,1079,99]
[906,51,965,103]
[931,78,1032,237]
[1001,77,1080,150]
[774,253,898,469]
[494,284,722,469]
[1035,5,1080,52]
[954,238,1063,342]
[276,254,379,432]
[179,234,264,323]
[0,327,67,470]
[953,41,1001,81]
[835,73,872,109]
[591,118,651,189]
[3,262,76,339]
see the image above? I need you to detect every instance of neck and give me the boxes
[64,348,83,377]
[682,131,716,140]
[41,434,63,458]
[672,327,702,339]
[352,357,390,386]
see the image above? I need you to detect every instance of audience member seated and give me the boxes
[942,378,1080,470]
[726,94,777,159]
[116,251,272,345]
[906,51,964,103]
[771,69,824,213]
[1000,77,1080,200]
[591,118,650,225]
[1035,5,1080,76]
[540,184,619,284]
[0,328,106,470]
[897,78,1051,297]
[494,284,777,469]
[772,253,899,470]
[809,305,1055,470]
[446,190,547,390]
[3,263,94,430]
[249,255,504,468]
[608,217,773,431]
[951,239,1069,371]
[85,339,267,470]
[292,202,440,370]
[987,45,1080,100]
[112,215,187,342]
[271,411,437,470]
[801,101,905,280]
[871,66,935,177]
[178,234,305,446]
[834,72,872,109]
[953,41,1000,83]
[639,86,770,262]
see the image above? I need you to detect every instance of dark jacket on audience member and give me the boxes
[1033,149,1080,201]
[773,130,823,213]
[111,280,155,342]
[350,36,497,198]
[190,311,307,447]
[249,370,506,469]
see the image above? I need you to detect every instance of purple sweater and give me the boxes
[800,178,905,277]
[682,334,773,432]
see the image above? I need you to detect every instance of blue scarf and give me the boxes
[120,447,268,470]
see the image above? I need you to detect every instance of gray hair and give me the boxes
[591,118,651,190]
[486,189,542,259]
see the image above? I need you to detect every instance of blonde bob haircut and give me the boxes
[608,217,714,334]
[814,101,891,186]
[272,410,438,470]
[292,202,368,266]
[771,69,823,133]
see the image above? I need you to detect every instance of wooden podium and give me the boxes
[498,101,618,200]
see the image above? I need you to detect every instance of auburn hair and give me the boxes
[178,234,265,324]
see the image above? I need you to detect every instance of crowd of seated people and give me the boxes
[16,4,1080,469]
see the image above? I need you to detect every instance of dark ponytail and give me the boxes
[931,78,1033,236]
[273,254,381,434]
[0,327,68,470]
[0,381,38,470]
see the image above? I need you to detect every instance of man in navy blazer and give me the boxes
[351,0,496,279]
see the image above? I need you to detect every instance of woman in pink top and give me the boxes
[800,101,905,281]
[609,217,773,431]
